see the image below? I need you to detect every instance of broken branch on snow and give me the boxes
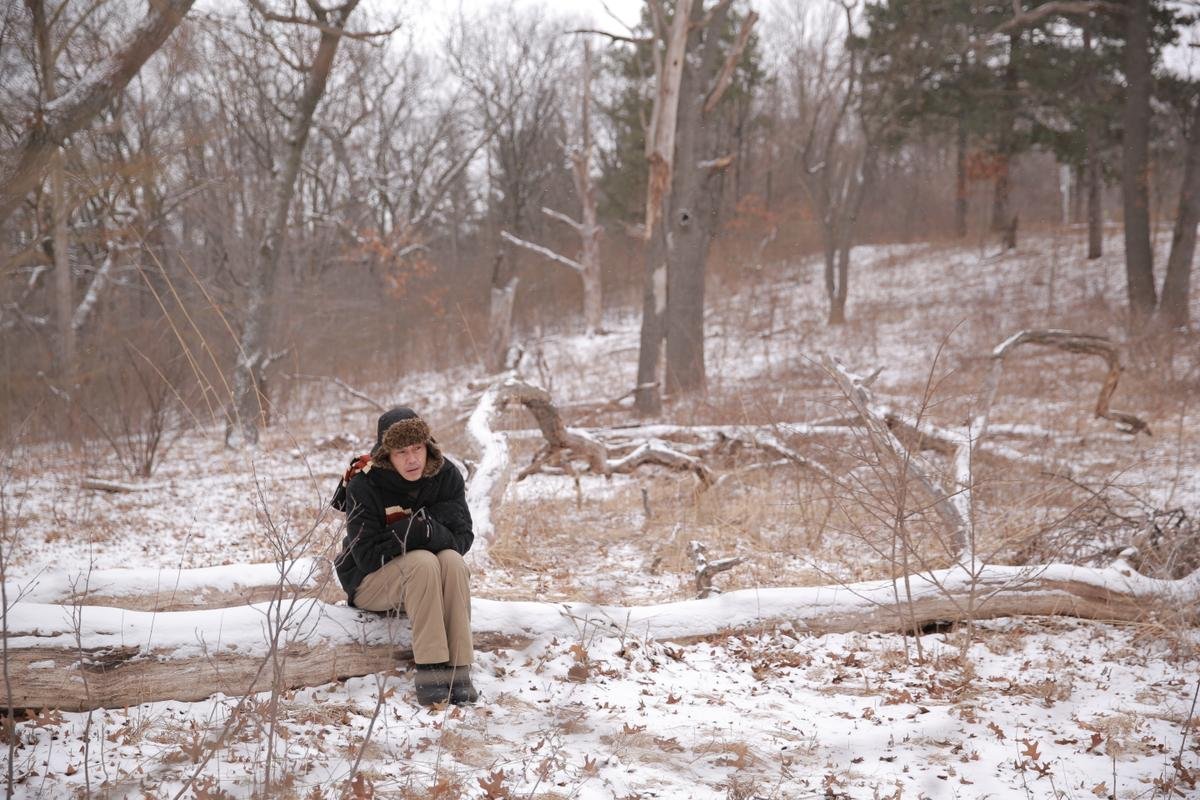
[979,329,1150,436]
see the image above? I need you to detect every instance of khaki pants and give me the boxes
[354,549,474,667]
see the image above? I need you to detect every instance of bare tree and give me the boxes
[633,0,758,409]
[785,0,876,325]
[634,0,694,415]
[1159,93,1200,330]
[448,7,571,372]
[1121,0,1156,325]
[227,0,365,446]
[0,0,195,226]
[501,38,605,335]
[663,1,758,395]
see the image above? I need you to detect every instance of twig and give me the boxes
[286,373,386,411]
[690,540,745,598]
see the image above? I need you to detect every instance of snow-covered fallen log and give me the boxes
[80,477,169,493]
[4,558,339,612]
[5,562,1196,711]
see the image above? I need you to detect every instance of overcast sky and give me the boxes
[405,0,646,39]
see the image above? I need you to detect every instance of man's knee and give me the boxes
[437,549,469,578]
[402,550,440,581]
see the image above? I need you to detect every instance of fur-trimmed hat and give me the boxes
[371,406,444,478]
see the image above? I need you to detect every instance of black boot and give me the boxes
[413,662,453,706]
[448,666,479,705]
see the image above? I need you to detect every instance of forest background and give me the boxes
[1,0,1196,446]
[3,1,1200,798]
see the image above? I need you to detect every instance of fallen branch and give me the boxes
[823,355,968,554]
[5,562,1196,711]
[81,477,169,494]
[286,373,386,412]
[6,558,339,612]
[465,377,713,533]
[979,329,1150,436]
[690,540,745,598]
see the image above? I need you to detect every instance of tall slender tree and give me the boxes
[227,0,364,446]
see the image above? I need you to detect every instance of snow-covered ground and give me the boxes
[3,230,1198,798]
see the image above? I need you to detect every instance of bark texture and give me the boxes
[6,563,1195,711]
[1121,0,1157,322]
[635,0,694,415]
[663,1,721,396]
[0,0,195,225]
[1158,97,1200,330]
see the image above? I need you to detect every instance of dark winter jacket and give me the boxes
[333,408,473,605]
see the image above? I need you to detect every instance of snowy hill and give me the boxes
[3,232,1198,799]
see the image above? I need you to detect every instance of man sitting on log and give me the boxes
[333,406,478,706]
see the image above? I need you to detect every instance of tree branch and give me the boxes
[703,10,758,114]
[500,231,584,274]
[567,28,653,44]
[0,0,196,225]
[246,0,402,41]
[540,206,583,234]
[994,1,1126,34]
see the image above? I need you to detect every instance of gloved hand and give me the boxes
[386,512,430,554]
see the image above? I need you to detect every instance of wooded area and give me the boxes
[1,0,1197,445]
[1,1,1199,796]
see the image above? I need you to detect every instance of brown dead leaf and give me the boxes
[346,773,373,800]
[428,777,458,799]
[1091,782,1108,797]
[179,733,206,764]
[1021,739,1041,761]
[654,736,685,753]
[477,769,510,800]
[30,709,63,728]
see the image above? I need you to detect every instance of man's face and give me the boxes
[389,443,427,481]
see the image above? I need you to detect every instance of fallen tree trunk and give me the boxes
[464,375,714,555]
[5,562,1196,711]
[6,558,339,612]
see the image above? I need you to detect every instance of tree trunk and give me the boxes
[1158,97,1200,330]
[827,259,847,325]
[664,1,721,397]
[50,153,74,388]
[6,563,1196,712]
[1087,141,1104,259]
[0,0,195,226]
[1121,0,1157,323]
[830,234,852,326]
[1071,163,1084,224]
[992,162,1011,239]
[991,33,1020,244]
[634,228,667,415]
[635,0,694,416]
[227,2,359,446]
[955,116,968,238]
[1083,23,1103,259]
[576,39,603,336]
[30,0,75,394]
[485,271,519,373]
